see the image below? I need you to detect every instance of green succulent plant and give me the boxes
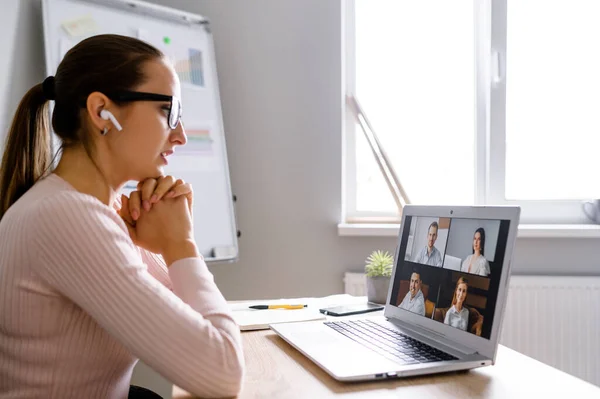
[365,250,394,277]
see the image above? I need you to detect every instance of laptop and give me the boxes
[271,205,520,381]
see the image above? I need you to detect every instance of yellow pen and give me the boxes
[249,304,307,310]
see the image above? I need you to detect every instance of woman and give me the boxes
[0,35,243,398]
[444,277,470,331]
[460,227,491,277]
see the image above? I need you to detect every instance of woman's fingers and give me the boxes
[141,177,161,211]
[138,178,159,211]
[129,190,142,221]
[119,194,135,225]
[132,176,190,216]
[150,176,179,203]
[165,181,189,198]
[136,176,184,210]
[166,183,194,213]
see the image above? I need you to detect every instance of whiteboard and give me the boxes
[42,0,239,263]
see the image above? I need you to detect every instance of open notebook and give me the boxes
[230,294,367,331]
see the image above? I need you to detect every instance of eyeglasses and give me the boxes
[106,91,182,130]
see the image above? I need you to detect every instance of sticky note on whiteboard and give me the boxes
[61,15,99,37]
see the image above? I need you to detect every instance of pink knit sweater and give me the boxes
[0,174,244,398]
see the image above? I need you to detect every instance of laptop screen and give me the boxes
[389,215,511,340]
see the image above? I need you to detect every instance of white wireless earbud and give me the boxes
[99,109,123,132]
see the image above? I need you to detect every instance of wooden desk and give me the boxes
[174,328,600,398]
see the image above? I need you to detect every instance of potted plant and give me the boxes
[365,250,394,304]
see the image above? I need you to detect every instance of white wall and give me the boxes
[146,0,357,299]
[1,0,599,304]
[0,0,45,136]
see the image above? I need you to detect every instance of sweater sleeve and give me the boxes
[31,192,244,398]
[139,250,173,291]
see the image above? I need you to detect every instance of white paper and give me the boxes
[61,15,99,37]
[232,309,325,331]
[170,47,205,89]
[230,294,367,331]
[166,121,219,173]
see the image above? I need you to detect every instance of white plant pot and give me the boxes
[366,276,391,304]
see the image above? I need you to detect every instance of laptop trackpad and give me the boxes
[274,322,401,378]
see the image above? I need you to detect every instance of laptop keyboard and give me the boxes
[324,319,458,366]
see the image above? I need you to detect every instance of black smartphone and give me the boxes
[318,303,384,317]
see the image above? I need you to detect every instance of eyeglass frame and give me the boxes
[80,91,183,130]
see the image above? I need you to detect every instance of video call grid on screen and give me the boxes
[391,215,511,340]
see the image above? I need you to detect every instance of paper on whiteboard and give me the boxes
[173,48,205,88]
[61,15,99,37]
[180,123,215,154]
[166,122,219,172]
[135,33,205,89]
[165,45,205,89]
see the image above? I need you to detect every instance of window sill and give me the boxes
[337,223,600,238]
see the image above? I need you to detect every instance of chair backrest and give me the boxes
[433,307,447,323]
[467,307,483,336]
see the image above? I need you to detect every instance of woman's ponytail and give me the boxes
[0,83,51,220]
[1,33,165,221]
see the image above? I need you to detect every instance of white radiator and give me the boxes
[343,272,366,296]
[343,273,600,386]
[500,276,600,387]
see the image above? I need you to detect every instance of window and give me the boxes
[344,0,597,225]
[505,1,600,201]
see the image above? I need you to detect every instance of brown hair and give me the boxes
[428,221,439,233]
[451,277,469,307]
[0,34,162,220]
[472,227,486,256]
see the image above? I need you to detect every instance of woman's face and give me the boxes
[456,282,467,306]
[108,58,187,182]
[473,232,482,253]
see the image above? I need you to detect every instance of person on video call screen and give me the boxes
[398,270,426,316]
[413,221,443,267]
[461,227,491,277]
[444,277,470,331]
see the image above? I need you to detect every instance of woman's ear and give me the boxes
[85,92,112,133]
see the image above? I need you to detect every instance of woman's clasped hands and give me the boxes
[114,175,199,263]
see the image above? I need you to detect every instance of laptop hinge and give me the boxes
[388,317,477,356]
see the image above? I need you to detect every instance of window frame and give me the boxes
[486,0,590,224]
[343,0,400,223]
[343,0,593,225]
